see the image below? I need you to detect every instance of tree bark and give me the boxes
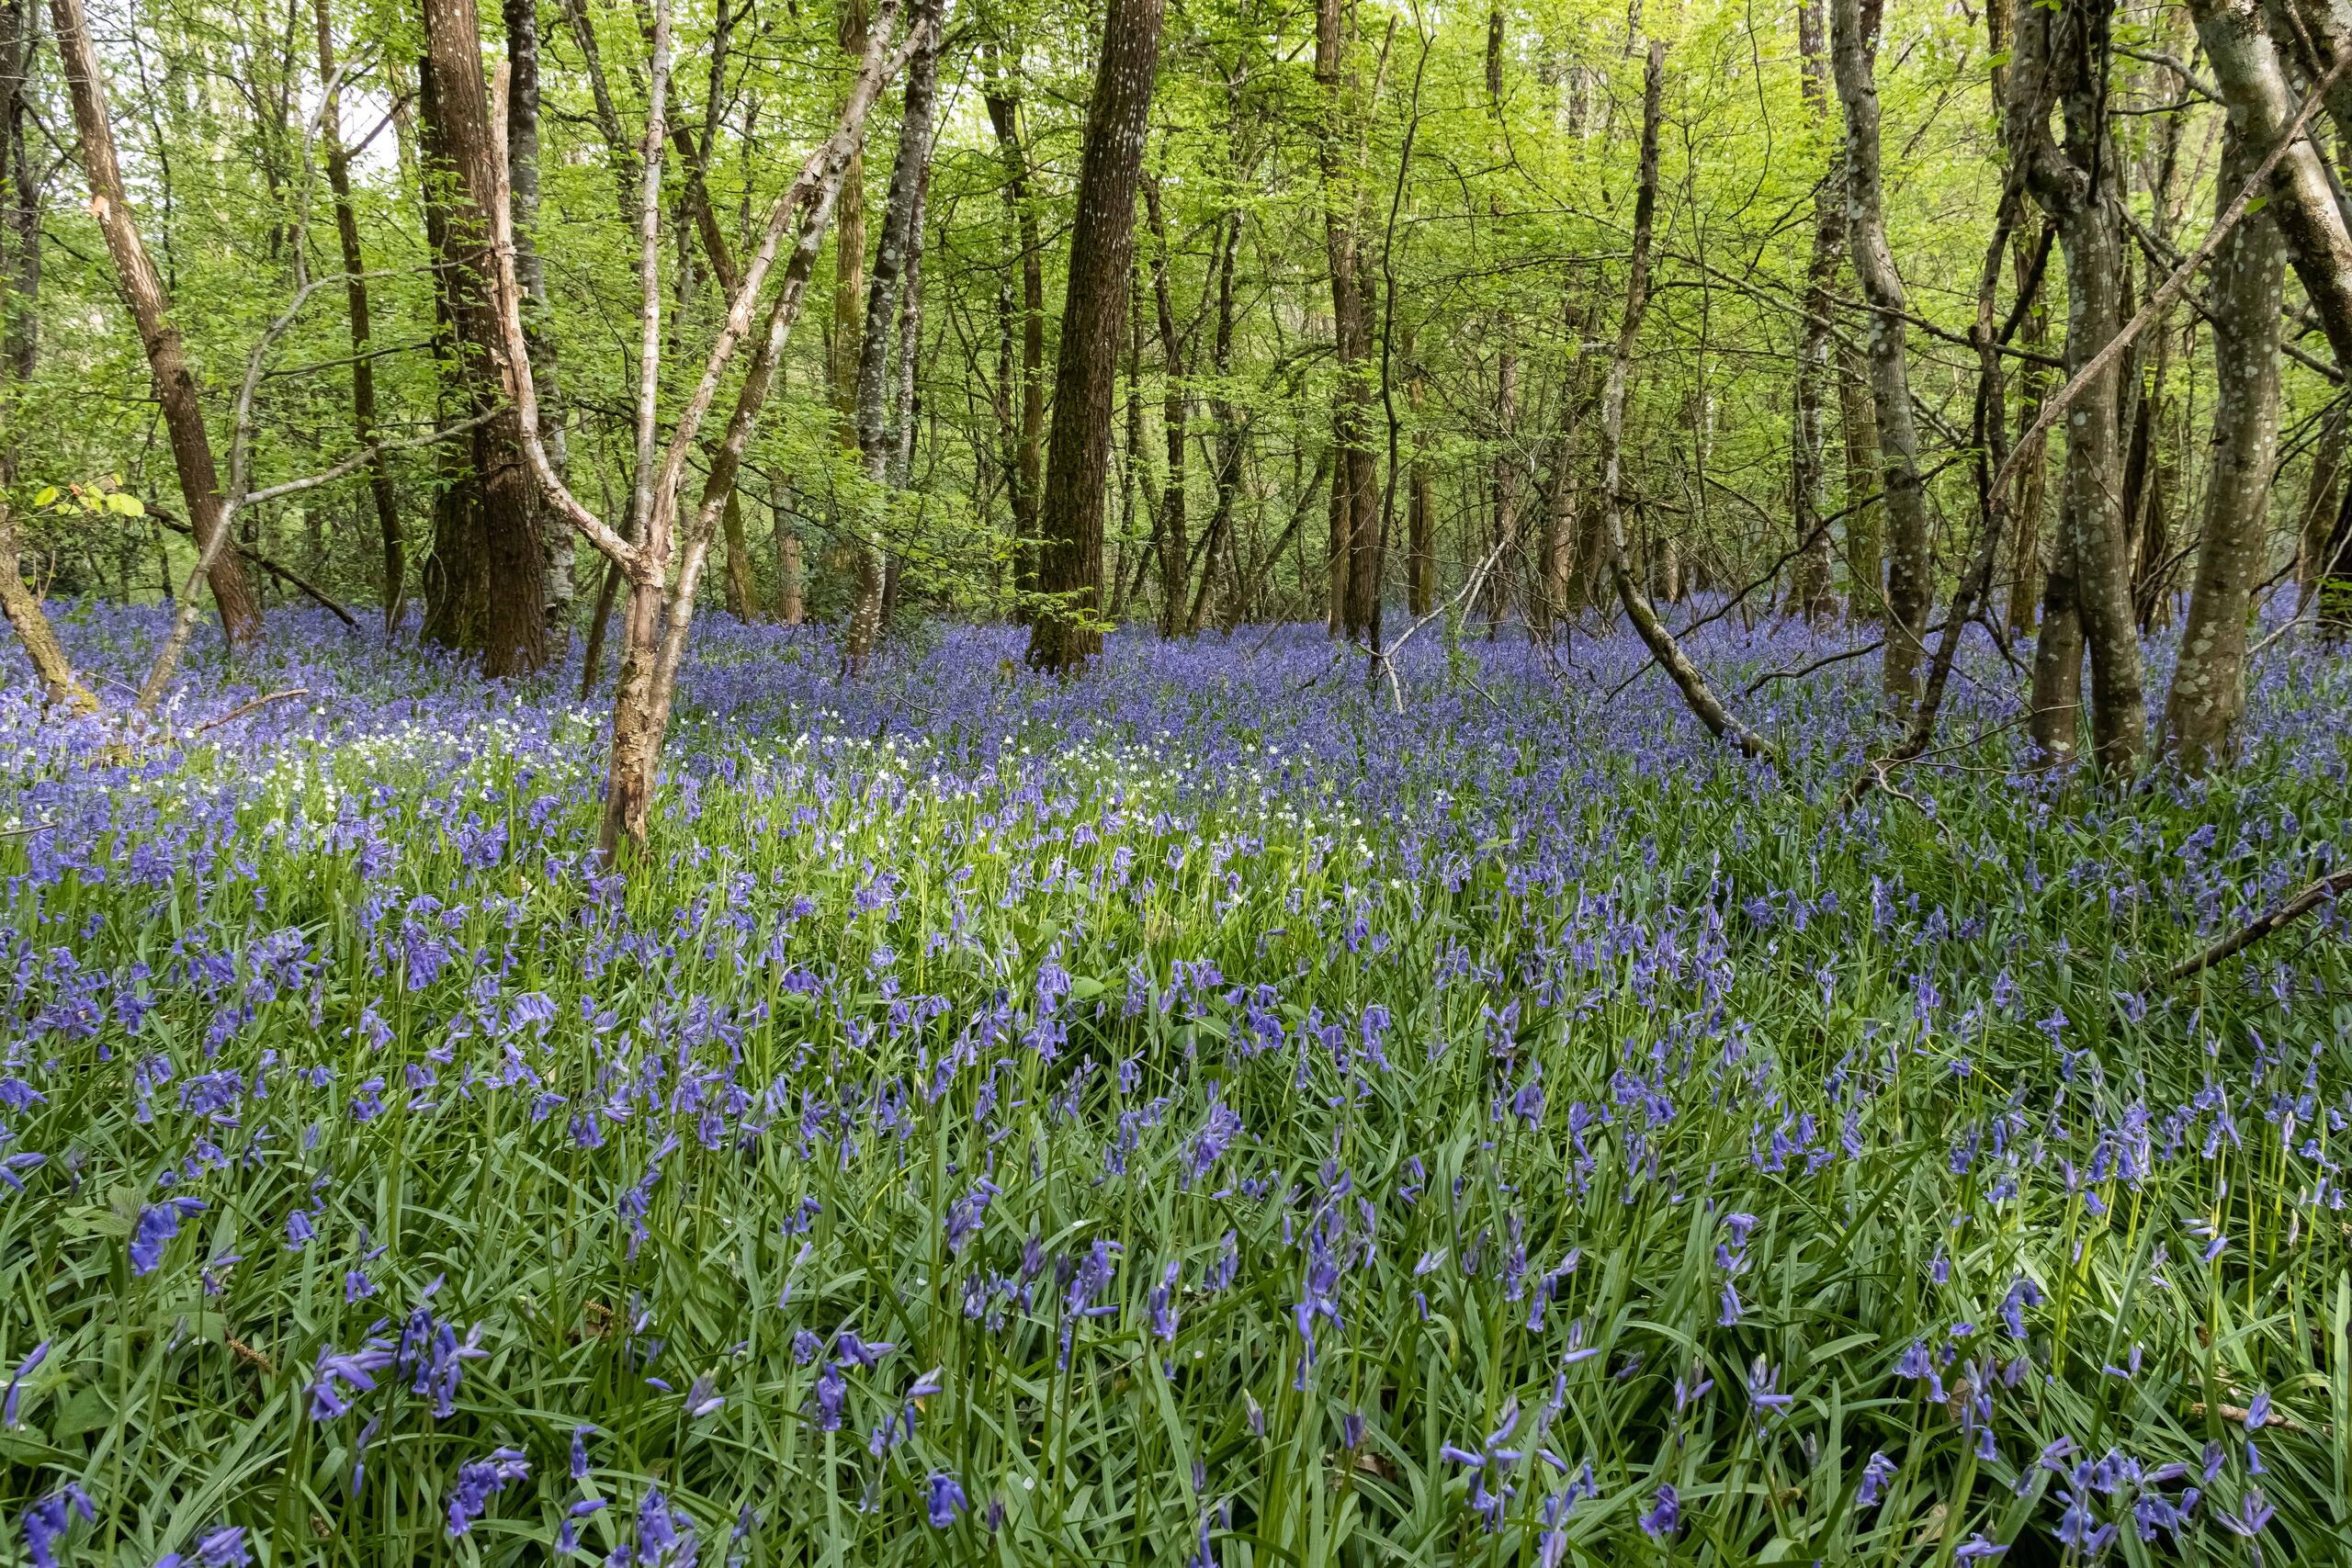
[311,0,405,635]
[50,0,262,649]
[1404,324,1435,617]
[1838,345,1881,617]
[1143,178,1189,637]
[2164,121,2283,772]
[1828,0,1929,710]
[2013,0,2146,773]
[416,0,549,676]
[1790,0,1841,621]
[2005,225,2052,634]
[842,0,940,671]
[1600,40,1773,761]
[1024,0,1164,672]
[0,500,96,711]
[983,51,1046,621]
[1316,0,1378,640]
[2296,401,2346,612]
[773,477,805,623]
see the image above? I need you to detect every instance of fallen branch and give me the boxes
[149,511,360,630]
[2165,868,2352,983]
[191,687,310,736]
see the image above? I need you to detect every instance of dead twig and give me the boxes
[191,688,310,736]
[2165,869,2352,984]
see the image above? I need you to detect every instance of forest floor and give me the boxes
[2,601,2348,1564]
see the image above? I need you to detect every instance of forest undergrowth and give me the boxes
[2,602,2349,1565]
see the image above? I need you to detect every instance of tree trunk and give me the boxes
[415,0,549,676]
[504,0,572,626]
[1024,0,1164,672]
[2196,0,2352,370]
[1838,344,1881,617]
[843,0,941,672]
[2164,122,2283,771]
[311,0,405,635]
[774,478,805,623]
[1317,0,1378,640]
[0,500,95,711]
[983,53,1046,621]
[50,0,262,649]
[1190,209,1245,635]
[2014,0,2146,774]
[1791,0,1841,621]
[1829,0,1930,711]
[2006,225,2052,634]
[2297,402,2346,613]
[1486,345,1521,635]
[1144,179,1190,637]
[1405,325,1435,617]
[1600,41,1771,760]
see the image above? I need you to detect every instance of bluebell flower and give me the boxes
[445,1448,530,1536]
[1952,1535,2007,1562]
[926,1472,967,1528]
[4,1340,47,1427]
[130,1196,205,1276]
[1856,1450,1894,1508]
[1638,1483,1679,1540]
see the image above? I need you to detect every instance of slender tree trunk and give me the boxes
[1191,209,1244,635]
[774,477,805,623]
[1600,40,1773,761]
[1486,344,1521,635]
[311,0,405,635]
[843,0,941,672]
[984,54,1046,621]
[50,0,262,648]
[1829,0,1929,711]
[416,0,549,676]
[1405,324,1435,617]
[504,0,570,626]
[1791,0,1841,620]
[2006,225,2052,633]
[1024,0,1164,672]
[2297,402,2345,612]
[2165,122,2284,771]
[1838,345,1881,617]
[1316,0,1377,640]
[1144,179,1189,637]
[2013,0,2146,773]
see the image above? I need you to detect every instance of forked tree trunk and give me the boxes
[2164,122,2283,771]
[1790,0,1841,621]
[50,0,262,649]
[2013,0,2146,773]
[1024,0,1165,672]
[1828,0,1929,709]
